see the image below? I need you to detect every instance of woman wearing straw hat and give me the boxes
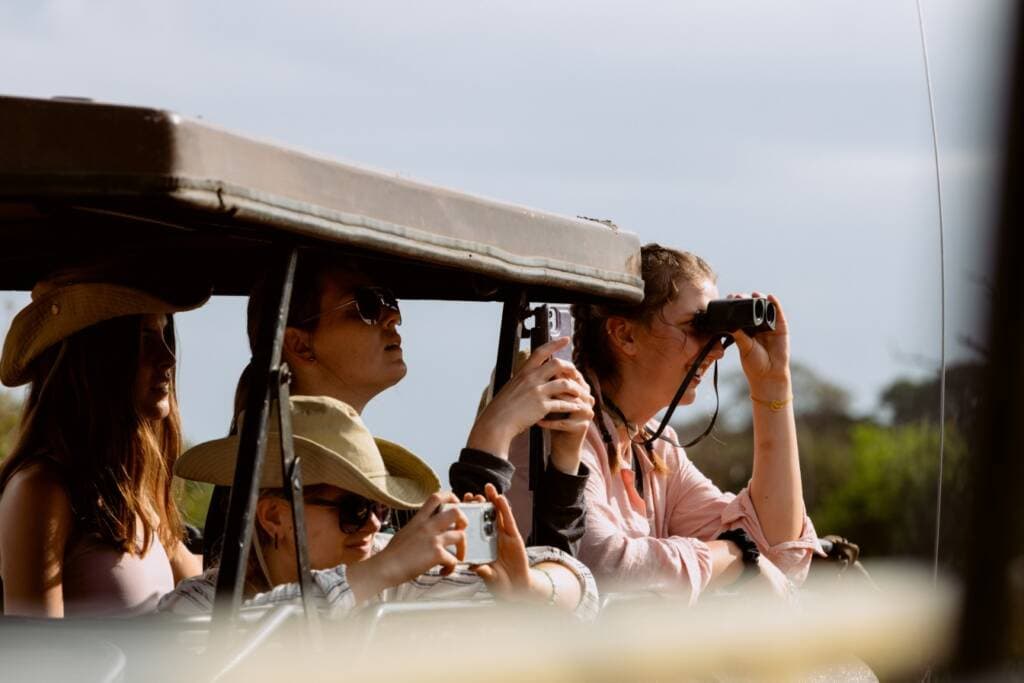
[0,268,210,617]
[204,253,594,562]
[160,396,597,617]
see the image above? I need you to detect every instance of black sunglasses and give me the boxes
[302,286,401,326]
[305,494,392,534]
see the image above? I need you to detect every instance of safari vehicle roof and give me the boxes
[0,95,643,303]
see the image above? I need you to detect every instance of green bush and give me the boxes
[811,421,968,564]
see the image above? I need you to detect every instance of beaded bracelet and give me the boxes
[535,567,558,606]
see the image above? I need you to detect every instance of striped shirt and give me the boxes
[157,534,599,620]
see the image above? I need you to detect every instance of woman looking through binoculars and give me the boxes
[569,244,821,601]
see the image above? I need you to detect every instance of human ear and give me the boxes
[255,497,291,542]
[282,327,316,366]
[605,317,638,357]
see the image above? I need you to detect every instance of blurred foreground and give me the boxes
[0,563,956,682]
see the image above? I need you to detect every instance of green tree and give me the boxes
[679,361,973,568]
[811,421,968,564]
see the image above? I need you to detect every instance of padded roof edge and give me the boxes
[0,96,643,302]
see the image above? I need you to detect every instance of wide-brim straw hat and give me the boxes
[175,395,440,510]
[0,272,211,387]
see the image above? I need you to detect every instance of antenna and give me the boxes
[915,0,948,587]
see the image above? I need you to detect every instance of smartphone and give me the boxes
[440,502,498,564]
[532,304,574,419]
[534,304,573,363]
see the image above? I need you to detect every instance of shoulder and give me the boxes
[580,421,607,463]
[157,568,218,614]
[578,427,610,488]
[647,424,687,466]
[0,463,73,527]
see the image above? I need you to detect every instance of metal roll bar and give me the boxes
[211,247,318,643]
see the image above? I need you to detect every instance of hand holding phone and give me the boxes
[440,502,498,564]
[532,304,573,419]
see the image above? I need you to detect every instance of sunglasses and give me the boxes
[302,286,400,326]
[305,494,392,534]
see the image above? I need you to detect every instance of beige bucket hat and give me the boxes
[0,271,211,387]
[175,395,440,510]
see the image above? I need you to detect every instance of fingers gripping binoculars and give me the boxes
[692,297,776,338]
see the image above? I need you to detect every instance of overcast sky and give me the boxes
[0,0,1015,479]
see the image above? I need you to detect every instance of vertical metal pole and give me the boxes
[493,290,527,394]
[212,247,298,629]
[528,305,551,545]
[276,365,321,643]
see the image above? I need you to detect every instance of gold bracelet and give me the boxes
[749,394,793,411]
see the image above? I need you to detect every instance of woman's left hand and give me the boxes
[728,292,792,393]
[470,484,550,603]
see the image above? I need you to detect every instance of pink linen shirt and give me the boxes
[577,396,821,604]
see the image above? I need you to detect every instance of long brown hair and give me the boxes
[572,243,716,472]
[0,315,185,555]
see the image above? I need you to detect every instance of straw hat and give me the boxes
[0,272,211,387]
[175,395,440,510]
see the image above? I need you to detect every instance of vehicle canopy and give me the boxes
[0,95,643,303]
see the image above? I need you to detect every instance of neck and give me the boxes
[292,375,373,414]
[601,372,663,428]
[263,544,297,587]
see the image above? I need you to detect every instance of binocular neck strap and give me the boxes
[642,336,725,450]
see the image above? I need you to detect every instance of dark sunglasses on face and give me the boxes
[302,286,401,326]
[305,494,392,534]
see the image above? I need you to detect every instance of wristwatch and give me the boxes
[717,528,761,583]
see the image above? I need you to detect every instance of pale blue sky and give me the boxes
[0,1,1014,478]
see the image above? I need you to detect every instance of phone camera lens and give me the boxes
[483,522,495,536]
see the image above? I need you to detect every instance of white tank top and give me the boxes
[61,529,174,617]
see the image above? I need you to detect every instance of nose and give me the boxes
[362,511,384,534]
[381,304,402,329]
[156,338,176,373]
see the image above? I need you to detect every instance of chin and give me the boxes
[140,400,171,422]
[340,546,374,565]
[678,390,699,406]
[388,361,408,384]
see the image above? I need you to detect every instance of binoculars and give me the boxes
[692,297,776,337]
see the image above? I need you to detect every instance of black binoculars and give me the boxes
[692,297,776,337]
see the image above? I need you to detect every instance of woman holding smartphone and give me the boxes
[162,396,596,618]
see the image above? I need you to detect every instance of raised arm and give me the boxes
[458,338,594,553]
[729,293,804,545]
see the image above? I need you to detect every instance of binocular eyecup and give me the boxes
[692,297,776,338]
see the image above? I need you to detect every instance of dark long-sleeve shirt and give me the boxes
[449,448,588,556]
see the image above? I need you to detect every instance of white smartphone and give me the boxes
[440,502,498,564]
